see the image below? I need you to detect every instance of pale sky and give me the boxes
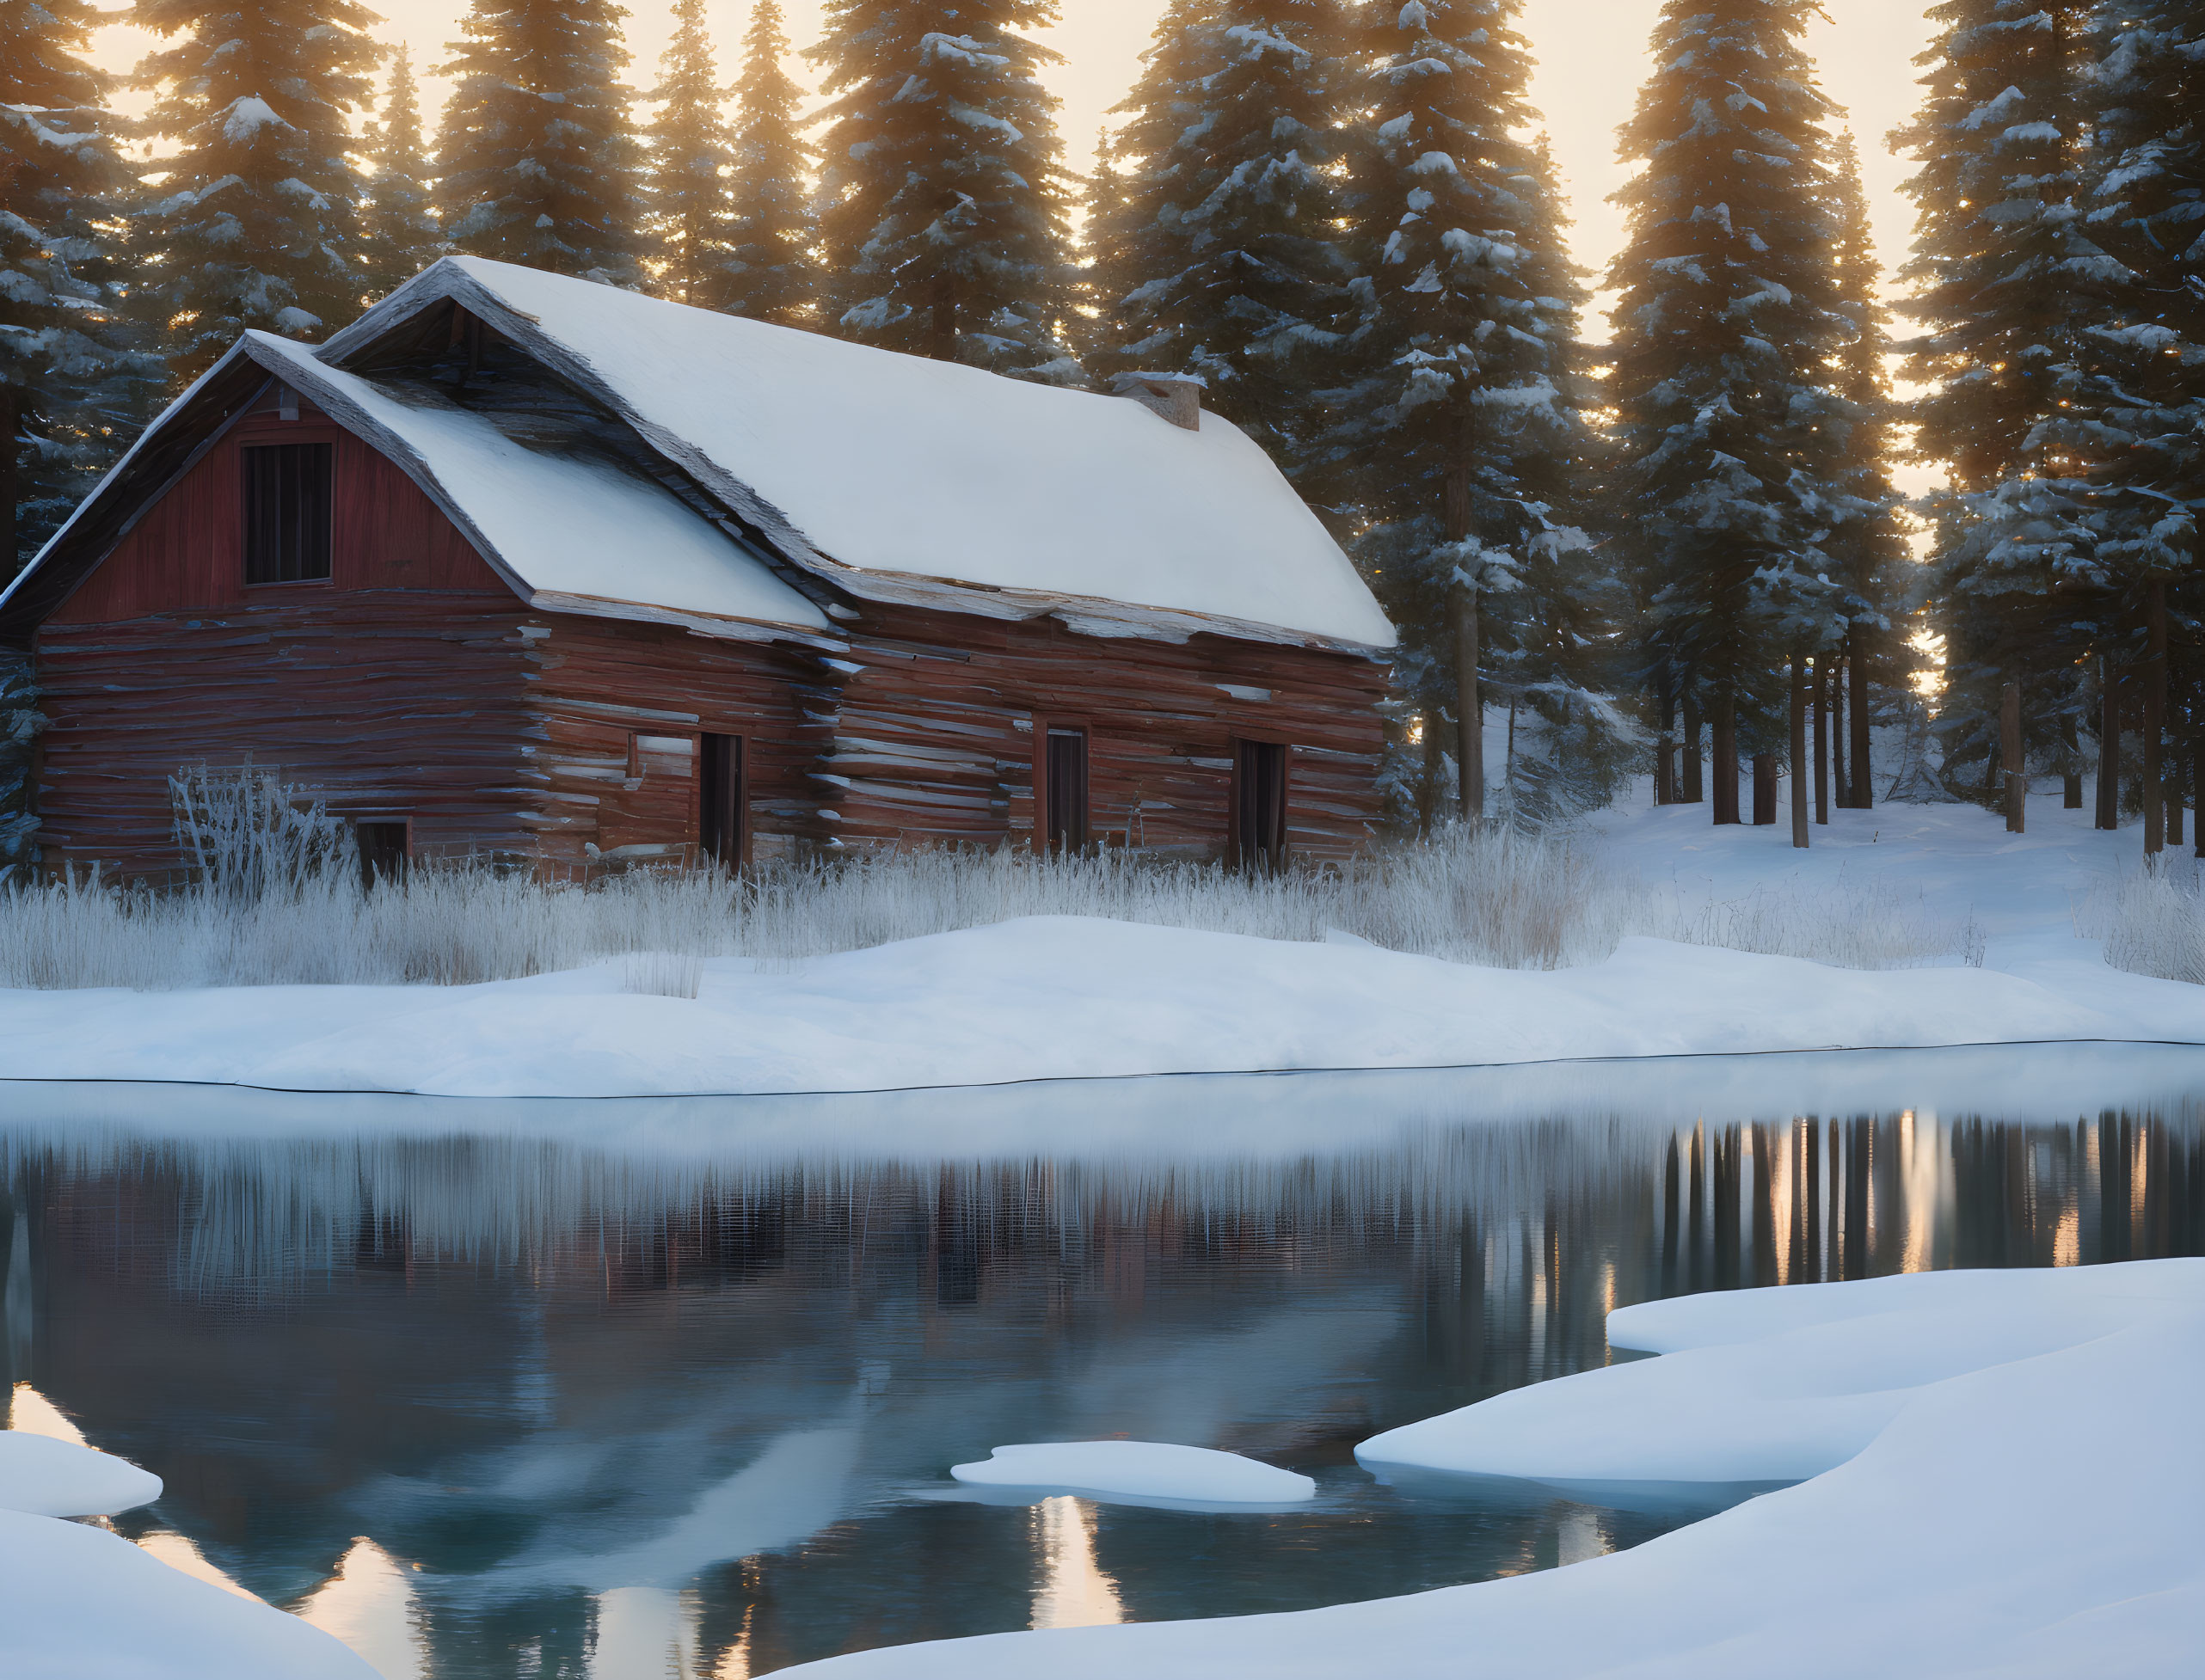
[89,0,1944,327]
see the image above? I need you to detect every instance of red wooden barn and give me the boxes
[0,257,1397,877]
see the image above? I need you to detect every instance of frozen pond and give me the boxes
[3,1047,2202,1678]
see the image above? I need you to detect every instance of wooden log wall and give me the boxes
[820,604,1390,863]
[33,394,542,876]
[35,597,539,875]
[521,616,835,869]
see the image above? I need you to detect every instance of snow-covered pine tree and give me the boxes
[133,0,382,382]
[1892,0,2111,800]
[436,0,645,285]
[721,0,818,324]
[1327,0,1612,827]
[2079,2,2205,846]
[360,46,441,300]
[1823,132,1909,808]
[1088,0,1347,460]
[808,0,1080,382]
[643,0,737,308]
[1073,126,1129,365]
[2,0,163,577]
[1608,0,1850,825]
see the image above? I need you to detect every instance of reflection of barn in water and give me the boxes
[1,1102,2201,1677]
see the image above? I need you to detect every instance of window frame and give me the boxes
[239,435,339,588]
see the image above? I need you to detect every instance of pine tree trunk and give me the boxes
[1452,582,1482,822]
[1848,635,1873,809]
[1711,693,1740,825]
[1445,423,1482,824]
[2170,758,2186,849]
[0,386,16,579]
[1655,673,1676,805]
[1752,752,1777,825]
[2195,736,2204,858]
[1831,659,1848,809]
[2098,659,2122,831]
[1812,656,1828,825]
[2144,581,2167,855]
[1790,653,1809,849]
[1682,695,1704,803]
[1419,720,1442,835]
[2001,678,2024,834]
[2061,711,2083,809]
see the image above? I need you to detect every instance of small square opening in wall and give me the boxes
[357,822,408,888]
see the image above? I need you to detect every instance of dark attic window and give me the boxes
[242,442,334,585]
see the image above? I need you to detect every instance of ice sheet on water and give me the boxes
[950,1441,1314,1507]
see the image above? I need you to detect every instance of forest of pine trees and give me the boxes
[4,0,2204,847]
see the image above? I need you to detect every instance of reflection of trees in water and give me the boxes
[0,1102,2198,1677]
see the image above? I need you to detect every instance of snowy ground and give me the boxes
[783,1260,2205,1680]
[0,799,2194,1098]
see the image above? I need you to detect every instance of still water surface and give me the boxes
[3,1053,2202,1678]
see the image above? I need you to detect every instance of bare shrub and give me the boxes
[0,807,1970,991]
[169,763,356,901]
[2085,860,2205,985]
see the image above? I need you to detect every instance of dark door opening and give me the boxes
[1044,727,1090,852]
[700,733,745,868]
[357,822,408,888]
[1235,740,1288,871]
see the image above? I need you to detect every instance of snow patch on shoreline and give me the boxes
[778,1260,2205,1680]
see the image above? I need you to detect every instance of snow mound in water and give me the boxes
[0,1432,162,1518]
[950,1441,1314,1505]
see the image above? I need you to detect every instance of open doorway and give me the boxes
[699,733,745,868]
[1233,740,1287,872]
[1044,727,1090,852]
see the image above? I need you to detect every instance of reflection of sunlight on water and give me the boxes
[590,1585,701,1678]
[1557,1507,1608,1567]
[7,1381,89,1446]
[1029,1496,1124,1631]
[295,1537,428,1680]
[135,1529,262,1602]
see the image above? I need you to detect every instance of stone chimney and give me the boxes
[1110,371,1205,432]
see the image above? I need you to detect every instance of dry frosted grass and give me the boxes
[0,828,1966,992]
[2086,859,2205,986]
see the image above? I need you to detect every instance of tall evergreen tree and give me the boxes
[1892,1,2114,796]
[722,0,818,324]
[1074,126,1128,364]
[1089,0,1346,459]
[808,0,1079,381]
[3,0,162,576]
[1608,0,1851,824]
[643,0,735,308]
[1328,0,1610,826]
[436,0,645,285]
[132,0,383,382]
[1824,132,1908,805]
[361,45,440,298]
[2078,2,2205,840]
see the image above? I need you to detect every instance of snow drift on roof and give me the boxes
[243,335,830,640]
[327,258,1396,652]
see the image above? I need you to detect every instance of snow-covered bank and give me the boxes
[0,1413,374,1679]
[780,1260,2205,1680]
[0,801,2195,1098]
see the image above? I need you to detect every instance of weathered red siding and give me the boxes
[820,604,1390,863]
[34,598,540,874]
[520,616,836,869]
[47,399,504,625]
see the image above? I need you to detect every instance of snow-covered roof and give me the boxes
[320,257,1397,653]
[1,333,832,644]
